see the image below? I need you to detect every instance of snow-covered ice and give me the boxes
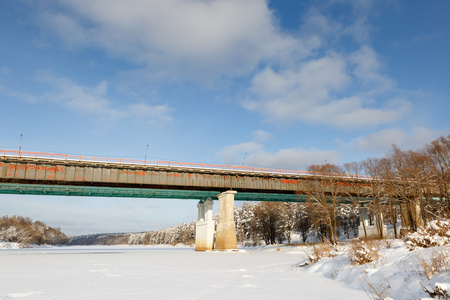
[0,245,366,299]
[1,243,449,299]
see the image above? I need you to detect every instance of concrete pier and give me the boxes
[215,191,237,250]
[358,207,387,239]
[195,199,215,251]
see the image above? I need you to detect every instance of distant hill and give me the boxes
[69,222,196,246]
[69,233,131,245]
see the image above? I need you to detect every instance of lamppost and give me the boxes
[145,144,149,165]
[243,152,248,168]
[19,133,22,157]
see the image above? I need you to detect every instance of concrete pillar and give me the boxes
[375,212,387,238]
[358,207,387,239]
[215,190,237,250]
[360,207,369,227]
[205,198,213,222]
[358,207,368,238]
[358,207,367,238]
[197,200,205,221]
[195,199,215,251]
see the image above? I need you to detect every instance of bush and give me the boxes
[305,243,337,264]
[0,215,69,245]
[417,248,450,280]
[403,219,450,249]
[422,282,450,299]
[349,240,381,265]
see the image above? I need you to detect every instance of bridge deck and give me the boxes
[0,150,369,200]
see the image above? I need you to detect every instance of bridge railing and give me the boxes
[0,149,369,179]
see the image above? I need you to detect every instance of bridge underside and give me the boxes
[0,183,307,202]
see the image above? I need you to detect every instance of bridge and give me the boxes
[0,150,368,251]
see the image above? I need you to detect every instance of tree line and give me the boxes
[227,134,449,245]
[302,134,450,244]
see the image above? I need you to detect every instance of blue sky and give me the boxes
[1,0,449,235]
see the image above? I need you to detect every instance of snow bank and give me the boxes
[0,242,53,249]
[298,241,450,300]
[0,242,24,249]
[403,220,450,249]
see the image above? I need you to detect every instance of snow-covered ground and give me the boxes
[0,242,448,299]
[299,241,450,300]
[0,244,365,299]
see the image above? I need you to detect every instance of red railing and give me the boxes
[0,149,368,179]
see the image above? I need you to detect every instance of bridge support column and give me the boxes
[358,207,387,239]
[358,207,369,239]
[215,190,237,250]
[195,199,215,251]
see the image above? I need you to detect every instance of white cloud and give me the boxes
[300,8,342,43]
[39,12,89,47]
[35,0,413,129]
[4,90,37,103]
[244,50,410,128]
[125,103,173,123]
[219,142,263,165]
[220,143,341,170]
[348,46,394,93]
[37,0,304,79]
[40,75,173,125]
[253,130,273,142]
[218,131,341,169]
[239,1,411,129]
[247,148,342,170]
[347,127,445,153]
[244,54,350,121]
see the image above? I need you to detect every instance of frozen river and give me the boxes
[0,245,366,299]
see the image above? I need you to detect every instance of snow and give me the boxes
[0,242,23,249]
[0,242,449,299]
[0,242,51,249]
[0,244,365,299]
[298,241,450,300]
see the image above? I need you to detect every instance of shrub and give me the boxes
[349,240,381,265]
[359,272,392,300]
[417,247,450,280]
[403,219,450,249]
[305,243,337,264]
[422,282,450,299]
[0,215,69,245]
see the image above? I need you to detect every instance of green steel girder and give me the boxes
[0,183,307,202]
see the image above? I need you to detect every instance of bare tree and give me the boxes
[344,161,370,239]
[295,203,310,243]
[389,146,433,231]
[252,202,284,245]
[426,135,450,217]
[361,157,389,239]
[305,163,346,244]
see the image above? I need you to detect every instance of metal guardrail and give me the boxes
[0,149,369,179]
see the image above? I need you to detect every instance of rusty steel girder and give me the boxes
[0,156,369,197]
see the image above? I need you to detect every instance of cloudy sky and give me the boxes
[1,0,449,235]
